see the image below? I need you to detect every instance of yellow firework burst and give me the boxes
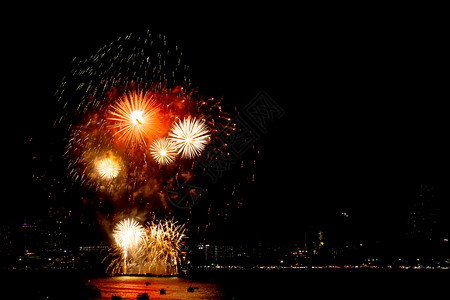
[106,218,185,275]
[168,116,210,159]
[111,218,146,275]
[112,218,146,252]
[95,155,122,180]
[149,138,178,165]
[107,91,159,146]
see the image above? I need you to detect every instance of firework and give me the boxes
[95,155,122,180]
[62,30,233,196]
[111,218,146,275]
[65,116,121,190]
[106,218,185,275]
[55,30,188,124]
[112,218,146,251]
[149,138,178,165]
[59,30,236,263]
[143,219,185,275]
[169,116,210,159]
[107,91,160,146]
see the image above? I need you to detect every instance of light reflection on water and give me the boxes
[87,276,226,299]
[5,269,448,299]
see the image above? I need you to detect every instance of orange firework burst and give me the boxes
[107,91,160,146]
[169,117,210,159]
[150,138,178,165]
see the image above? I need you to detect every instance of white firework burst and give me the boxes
[168,117,210,159]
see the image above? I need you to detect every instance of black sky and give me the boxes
[7,6,449,242]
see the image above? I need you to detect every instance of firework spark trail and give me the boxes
[106,218,185,275]
[143,219,185,275]
[111,218,146,275]
[55,30,188,124]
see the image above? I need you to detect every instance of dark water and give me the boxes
[3,269,449,299]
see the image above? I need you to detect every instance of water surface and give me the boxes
[87,276,225,299]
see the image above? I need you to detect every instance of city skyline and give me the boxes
[2,182,448,270]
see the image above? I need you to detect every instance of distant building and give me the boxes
[193,243,234,264]
[408,184,439,241]
[46,206,74,253]
[215,245,234,262]
[22,221,46,256]
[0,225,15,259]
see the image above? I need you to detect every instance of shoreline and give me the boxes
[2,265,449,276]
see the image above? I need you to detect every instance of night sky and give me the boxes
[7,7,449,244]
